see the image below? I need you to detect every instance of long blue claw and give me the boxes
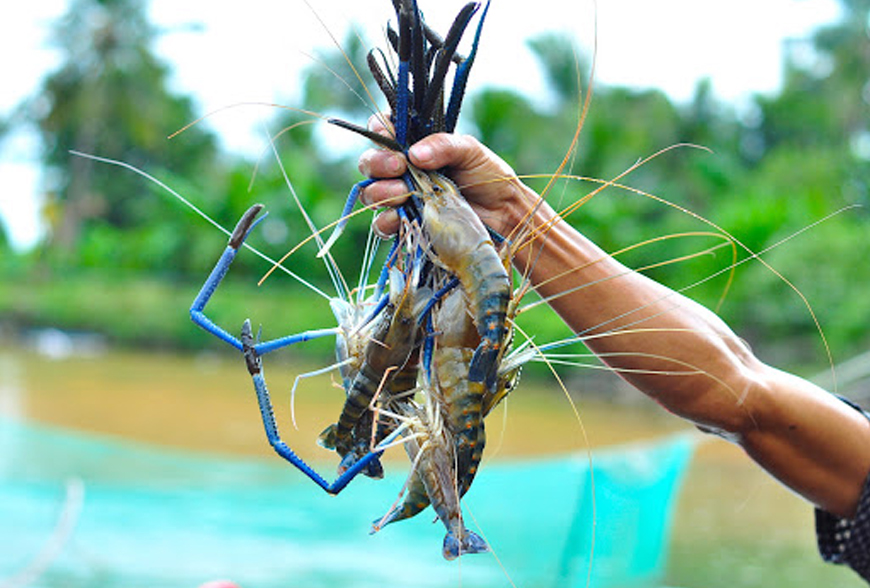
[190,204,266,350]
[339,451,384,480]
[420,2,479,123]
[242,318,395,495]
[191,205,388,495]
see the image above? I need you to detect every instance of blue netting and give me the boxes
[0,417,695,588]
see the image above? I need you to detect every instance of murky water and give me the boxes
[0,340,687,459]
[1,341,858,588]
[0,339,699,588]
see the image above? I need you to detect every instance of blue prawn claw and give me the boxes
[468,345,499,389]
[340,449,384,479]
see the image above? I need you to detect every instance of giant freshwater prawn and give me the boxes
[71,0,847,584]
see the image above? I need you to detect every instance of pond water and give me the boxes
[0,341,703,588]
[1,342,857,588]
[0,339,688,459]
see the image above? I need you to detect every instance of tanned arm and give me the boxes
[359,129,870,518]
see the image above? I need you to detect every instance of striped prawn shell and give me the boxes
[410,167,511,389]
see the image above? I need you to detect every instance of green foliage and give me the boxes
[0,221,8,252]
[302,31,380,119]
[30,0,219,269]
[527,33,587,104]
[5,0,867,369]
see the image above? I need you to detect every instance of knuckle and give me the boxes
[458,133,481,150]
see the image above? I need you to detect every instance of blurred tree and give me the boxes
[713,0,870,362]
[527,33,585,106]
[27,0,219,270]
[0,220,8,252]
[755,0,869,153]
[471,34,698,252]
[302,30,379,120]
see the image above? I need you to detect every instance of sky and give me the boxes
[0,0,843,250]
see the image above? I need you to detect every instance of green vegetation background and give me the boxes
[1,2,869,587]
[2,0,867,378]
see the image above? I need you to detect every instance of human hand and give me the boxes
[357,116,537,238]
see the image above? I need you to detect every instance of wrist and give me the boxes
[492,179,551,241]
[508,184,565,246]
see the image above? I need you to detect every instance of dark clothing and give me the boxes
[817,472,870,581]
[816,396,870,582]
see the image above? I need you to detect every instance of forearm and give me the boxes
[506,195,756,427]
[739,370,870,517]
[505,192,870,517]
[356,133,870,517]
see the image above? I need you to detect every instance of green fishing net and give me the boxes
[0,417,695,588]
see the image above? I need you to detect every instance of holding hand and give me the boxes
[356,115,537,239]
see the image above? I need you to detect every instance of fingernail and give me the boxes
[410,143,434,165]
[372,209,399,239]
[372,217,391,240]
[387,154,402,174]
[372,226,388,240]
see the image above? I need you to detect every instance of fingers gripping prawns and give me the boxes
[325,0,510,391]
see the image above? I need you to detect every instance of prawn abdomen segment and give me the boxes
[435,346,488,495]
[372,470,431,530]
[321,365,387,457]
[417,171,511,386]
[322,275,423,470]
[463,251,511,386]
[371,433,431,531]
